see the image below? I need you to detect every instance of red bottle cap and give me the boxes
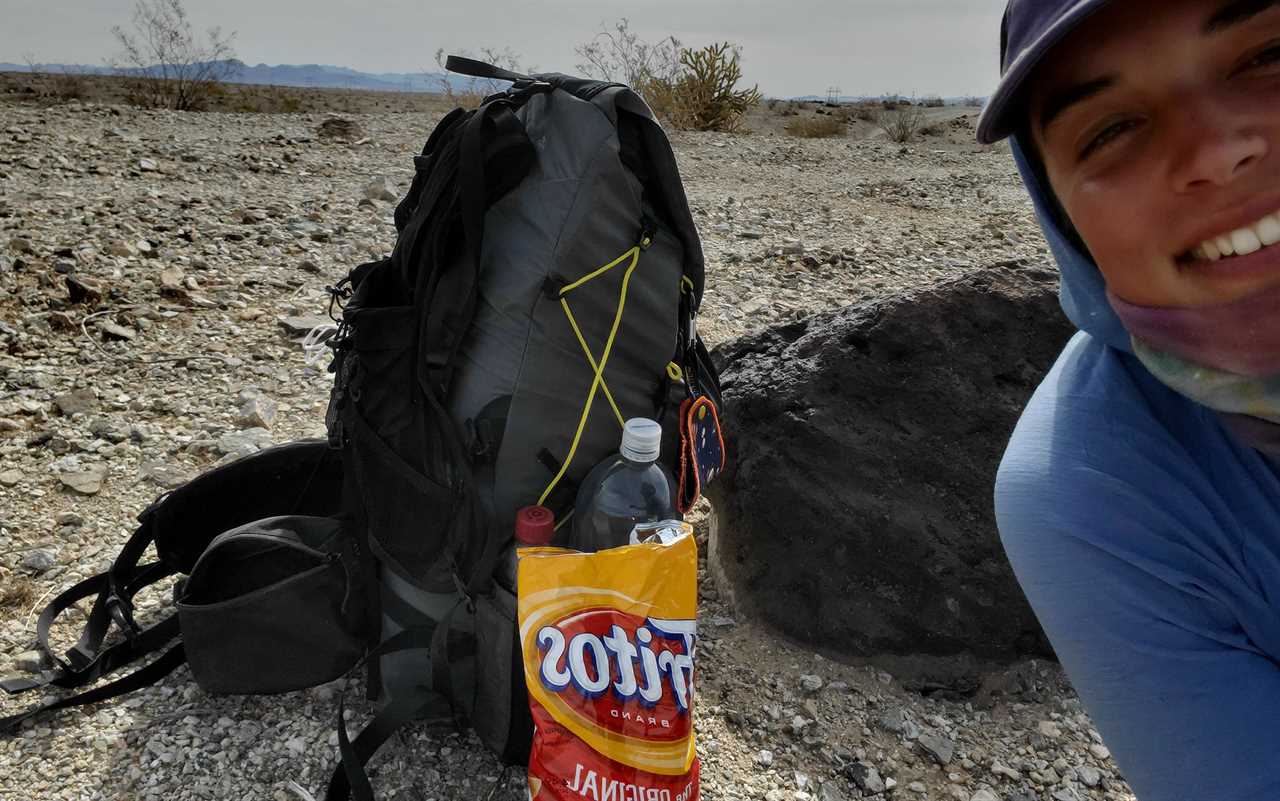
[515,505,555,546]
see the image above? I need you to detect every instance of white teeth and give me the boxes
[1259,214,1280,246]
[1232,227,1262,256]
[1196,212,1280,261]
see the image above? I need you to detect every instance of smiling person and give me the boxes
[982,0,1280,799]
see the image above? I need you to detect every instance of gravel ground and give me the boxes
[0,96,1133,801]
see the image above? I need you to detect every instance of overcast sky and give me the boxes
[3,0,1006,99]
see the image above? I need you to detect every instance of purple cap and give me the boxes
[976,0,1113,144]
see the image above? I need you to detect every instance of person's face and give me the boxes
[1029,0,1280,308]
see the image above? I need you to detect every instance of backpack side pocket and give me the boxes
[177,516,364,695]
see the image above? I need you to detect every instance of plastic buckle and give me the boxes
[105,594,141,641]
[450,571,475,613]
[508,79,553,99]
[64,643,95,672]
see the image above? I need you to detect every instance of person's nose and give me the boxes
[1167,94,1269,193]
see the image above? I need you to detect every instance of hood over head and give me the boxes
[983,0,1132,350]
[1010,136,1134,354]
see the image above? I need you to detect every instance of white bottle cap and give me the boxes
[620,418,662,462]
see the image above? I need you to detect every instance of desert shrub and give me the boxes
[571,23,760,132]
[232,86,306,114]
[786,115,845,138]
[650,42,762,132]
[919,121,944,137]
[229,86,265,113]
[767,99,801,117]
[921,95,945,108]
[879,105,927,143]
[51,68,89,101]
[0,573,34,610]
[110,0,239,111]
[575,18,683,89]
[853,104,879,123]
[19,54,90,103]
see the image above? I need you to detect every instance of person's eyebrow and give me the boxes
[1204,0,1280,34]
[1033,2,1280,137]
[1037,76,1116,135]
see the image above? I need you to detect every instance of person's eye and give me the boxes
[1241,41,1280,72]
[1079,118,1141,161]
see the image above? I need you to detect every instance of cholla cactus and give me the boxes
[672,42,762,133]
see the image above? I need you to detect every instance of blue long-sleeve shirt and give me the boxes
[996,332,1280,801]
[993,141,1280,801]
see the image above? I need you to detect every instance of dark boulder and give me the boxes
[705,262,1074,661]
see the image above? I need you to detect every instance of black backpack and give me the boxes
[0,57,725,801]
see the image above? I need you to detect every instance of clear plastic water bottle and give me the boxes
[498,505,555,593]
[570,418,680,552]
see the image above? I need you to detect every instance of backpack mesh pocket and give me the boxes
[344,300,457,580]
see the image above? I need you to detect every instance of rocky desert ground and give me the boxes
[0,81,1133,801]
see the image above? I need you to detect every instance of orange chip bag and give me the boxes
[517,524,699,801]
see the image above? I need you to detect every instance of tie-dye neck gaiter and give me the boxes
[1108,285,1280,457]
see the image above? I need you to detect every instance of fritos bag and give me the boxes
[517,524,700,801]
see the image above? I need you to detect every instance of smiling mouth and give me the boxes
[1181,210,1280,263]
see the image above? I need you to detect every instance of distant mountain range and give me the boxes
[2,60,982,103]
[0,59,471,93]
[790,94,981,106]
